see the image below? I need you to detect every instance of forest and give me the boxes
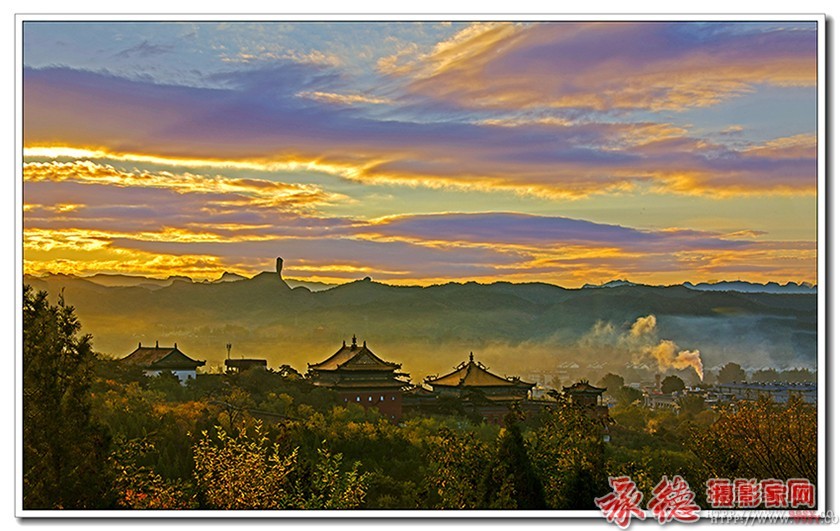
[22,285,818,510]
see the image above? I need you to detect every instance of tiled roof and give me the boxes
[563,381,607,393]
[121,343,205,369]
[308,337,400,372]
[425,354,534,389]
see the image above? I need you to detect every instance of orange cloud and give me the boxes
[296,91,392,106]
[23,159,344,210]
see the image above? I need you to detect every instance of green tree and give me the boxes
[481,411,546,509]
[614,386,644,407]
[717,362,746,384]
[597,373,625,397]
[22,285,113,509]
[425,427,493,509]
[660,375,685,394]
[751,368,779,383]
[676,394,706,417]
[529,403,607,509]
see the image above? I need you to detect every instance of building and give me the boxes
[712,382,817,404]
[225,358,268,373]
[121,341,205,383]
[307,336,409,420]
[416,353,536,425]
[563,380,607,407]
[222,343,267,373]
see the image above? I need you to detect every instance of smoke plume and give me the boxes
[581,314,704,380]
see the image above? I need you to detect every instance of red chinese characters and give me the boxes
[761,479,788,508]
[595,476,646,529]
[734,478,761,508]
[647,475,700,523]
[706,478,734,508]
[788,479,816,508]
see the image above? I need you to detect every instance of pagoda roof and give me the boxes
[425,353,534,389]
[563,381,607,394]
[121,342,205,370]
[308,336,401,372]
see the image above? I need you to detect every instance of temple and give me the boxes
[120,341,205,383]
[562,380,611,426]
[307,336,409,420]
[408,353,536,425]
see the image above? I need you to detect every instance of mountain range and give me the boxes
[22,268,817,383]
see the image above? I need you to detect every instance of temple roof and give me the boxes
[425,353,534,389]
[308,336,401,372]
[121,342,205,369]
[563,381,607,394]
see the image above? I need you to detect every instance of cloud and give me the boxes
[23,200,816,285]
[24,160,343,210]
[296,91,392,106]
[387,22,817,112]
[24,66,816,199]
[113,39,176,59]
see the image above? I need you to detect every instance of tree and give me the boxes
[751,368,779,383]
[692,396,816,483]
[660,375,685,394]
[717,362,746,384]
[425,427,493,509]
[193,422,368,509]
[530,403,607,509]
[22,285,113,508]
[598,373,625,397]
[615,386,644,407]
[481,411,546,509]
[676,394,706,417]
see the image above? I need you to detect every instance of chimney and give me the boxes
[174,342,178,349]
[276,257,284,281]
[138,342,142,348]
[655,373,661,392]
[352,334,357,347]
[155,340,159,349]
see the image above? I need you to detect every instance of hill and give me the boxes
[22,271,817,383]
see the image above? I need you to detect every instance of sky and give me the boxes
[21,19,820,287]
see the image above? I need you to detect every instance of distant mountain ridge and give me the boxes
[581,278,815,294]
[682,281,816,294]
[25,272,815,294]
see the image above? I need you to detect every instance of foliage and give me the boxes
[676,394,706,417]
[110,438,197,509]
[193,422,368,509]
[692,395,817,483]
[598,373,625,397]
[717,362,746,384]
[614,385,644,407]
[22,285,113,509]
[751,368,779,383]
[424,427,494,509]
[660,375,685,394]
[481,412,546,509]
[529,403,607,509]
